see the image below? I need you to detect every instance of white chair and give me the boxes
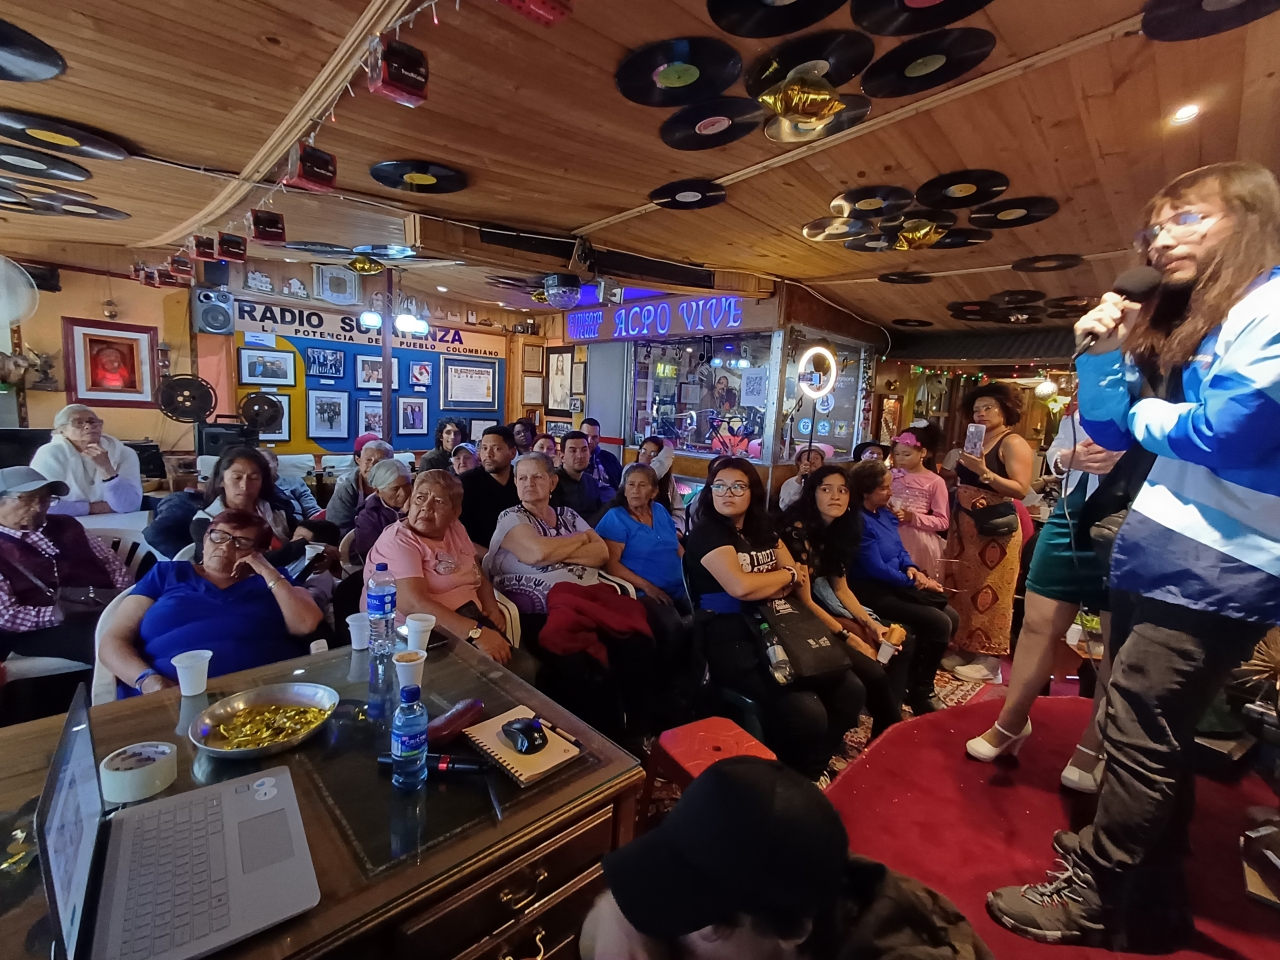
[89,530,163,577]
[492,589,521,649]
[596,570,639,599]
[274,454,316,480]
[173,542,197,561]
[196,455,218,483]
[90,586,135,705]
[393,452,415,469]
[338,530,360,576]
[320,455,357,479]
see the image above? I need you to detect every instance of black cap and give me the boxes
[603,757,849,939]
[852,441,891,461]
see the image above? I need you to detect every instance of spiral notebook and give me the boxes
[463,706,581,786]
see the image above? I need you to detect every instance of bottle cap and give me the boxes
[376,562,388,571]
[400,684,420,703]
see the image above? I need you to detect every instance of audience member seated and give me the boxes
[99,510,322,696]
[484,452,608,621]
[290,518,342,621]
[190,447,303,567]
[852,441,890,462]
[581,757,991,960]
[553,431,605,524]
[636,436,676,514]
[261,449,320,520]
[30,404,143,516]
[532,433,559,467]
[596,463,689,614]
[351,458,412,558]
[777,445,824,511]
[327,439,393,532]
[683,457,865,782]
[364,469,538,683]
[780,465,922,734]
[581,417,622,492]
[0,467,132,665]
[143,484,204,559]
[459,426,520,553]
[450,442,477,474]
[512,417,537,454]
[847,461,958,713]
[417,418,466,473]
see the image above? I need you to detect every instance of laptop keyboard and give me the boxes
[114,796,227,960]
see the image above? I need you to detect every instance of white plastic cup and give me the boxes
[405,614,436,651]
[347,613,370,651]
[393,649,426,690]
[877,640,897,664]
[170,649,213,696]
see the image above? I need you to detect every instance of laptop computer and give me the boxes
[36,685,321,960]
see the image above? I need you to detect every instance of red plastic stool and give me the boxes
[637,717,775,833]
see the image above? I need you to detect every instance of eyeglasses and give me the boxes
[67,418,103,429]
[1135,210,1215,248]
[207,529,258,550]
[2,492,58,507]
[709,482,749,497]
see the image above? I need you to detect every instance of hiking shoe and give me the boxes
[1052,830,1081,861]
[987,860,1106,945]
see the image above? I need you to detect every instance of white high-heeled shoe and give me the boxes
[965,719,1032,761]
[1060,745,1104,793]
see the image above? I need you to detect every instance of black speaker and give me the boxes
[191,288,234,335]
[197,421,257,457]
[123,440,165,479]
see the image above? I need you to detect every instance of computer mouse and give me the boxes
[501,717,547,755]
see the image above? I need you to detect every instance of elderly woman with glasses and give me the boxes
[30,403,143,516]
[352,458,413,558]
[328,439,394,532]
[99,509,322,696]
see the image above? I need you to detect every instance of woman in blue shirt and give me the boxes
[596,463,690,615]
[99,509,323,696]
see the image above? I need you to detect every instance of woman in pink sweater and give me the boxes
[889,430,949,580]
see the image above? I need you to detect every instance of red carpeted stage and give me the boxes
[826,697,1280,959]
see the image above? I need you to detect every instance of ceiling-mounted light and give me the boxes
[395,313,428,333]
[359,310,382,330]
[436,285,448,292]
[544,273,582,310]
[1172,104,1199,124]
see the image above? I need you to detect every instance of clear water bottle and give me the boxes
[366,647,394,726]
[391,684,428,790]
[760,622,794,685]
[367,562,398,653]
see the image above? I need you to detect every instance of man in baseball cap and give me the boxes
[582,757,990,960]
[0,465,69,501]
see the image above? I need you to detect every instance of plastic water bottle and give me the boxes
[760,622,794,685]
[367,563,398,652]
[391,684,428,789]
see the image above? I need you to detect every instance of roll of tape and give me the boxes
[99,741,178,804]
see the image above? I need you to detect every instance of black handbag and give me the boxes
[964,500,1019,537]
[747,597,850,684]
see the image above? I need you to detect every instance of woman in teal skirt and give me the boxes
[964,412,1123,792]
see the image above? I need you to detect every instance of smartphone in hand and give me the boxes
[963,423,987,457]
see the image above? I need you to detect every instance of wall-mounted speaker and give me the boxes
[198,421,256,457]
[191,288,234,335]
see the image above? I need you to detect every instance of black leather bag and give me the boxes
[964,500,1019,537]
[748,597,850,683]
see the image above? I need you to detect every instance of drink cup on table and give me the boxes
[170,649,213,696]
[405,614,436,651]
[347,612,370,651]
[393,649,426,690]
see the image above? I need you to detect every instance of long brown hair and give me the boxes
[1125,161,1280,372]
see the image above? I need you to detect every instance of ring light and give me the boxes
[797,345,837,400]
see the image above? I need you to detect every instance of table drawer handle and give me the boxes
[498,867,549,911]
[500,928,545,960]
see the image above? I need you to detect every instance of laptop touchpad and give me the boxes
[238,808,295,874]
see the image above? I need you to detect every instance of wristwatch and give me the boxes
[467,624,484,643]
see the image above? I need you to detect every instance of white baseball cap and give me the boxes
[0,466,70,498]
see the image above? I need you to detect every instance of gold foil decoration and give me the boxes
[348,254,385,275]
[758,72,846,124]
[893,219,949,251]
[213,704,328,750]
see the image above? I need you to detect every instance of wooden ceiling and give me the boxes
[2,1,1280,331]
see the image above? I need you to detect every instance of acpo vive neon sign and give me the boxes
[567,295,744,340]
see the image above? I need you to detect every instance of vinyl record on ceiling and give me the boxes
[765,95,871,142]
[852,0,997,37]
[616,37,742,107]
[1142,0,1280,42]
[38,197,129,219]
[283,241,356,257]
[802,216,874,241]
[660,98,766,151]
[844,233,895,251]
[744,30,875,98]
[860,28,996,99]
[929,226,990,247]
[968,195,1058,230]
[0,184,21,203]
[1012,253,1083,272]
[650,178,727,210]
[892,318,934,327]
[0,110,129,160]
[878,207,957,231]
[0,197,62,216]
[0,176,95,202]
[915,168,1009,209]
[0,18,66,82]
[878,271,931,284]
[369,159,467,193]
[951,312,993,322]
[830,184,913,218]
[354,244,415,260]
[990,288,1045,307]
[0,144,90,181]
[706,0,848,39]
[1044,295,1096,311]
[948,300,996,316]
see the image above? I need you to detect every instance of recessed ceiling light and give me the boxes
[436,285,448,292]
[283,258,298,263]
[1172,104,1199,124]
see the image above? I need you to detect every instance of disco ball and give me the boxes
[544,273,582,310]
[1035,380,1059,401]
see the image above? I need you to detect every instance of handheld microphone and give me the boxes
[1071,266,1162,360]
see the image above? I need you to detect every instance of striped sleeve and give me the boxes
[1075,349,1136,451]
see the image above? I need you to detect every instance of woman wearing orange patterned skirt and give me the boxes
[943,383,1033,684]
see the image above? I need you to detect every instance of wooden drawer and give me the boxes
[396,808,612,960]
[453,865,605,960]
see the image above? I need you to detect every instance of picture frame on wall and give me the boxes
[522,344,544,373]
[544,345,574,418]
[398,396,429,434]
[61,317,159,409]
[357,400,384,438]
[408,360,432,386]
[569,397,583,414]
[304,347,344,378]
[259,393,290,442]
[469,419,497,441]
[238,347,296,387]
[355,355,398,390]
[308,390,348,439]
[440,357,498,411]
[570,361,586,396]
[522,375,543,405]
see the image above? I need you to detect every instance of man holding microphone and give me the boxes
[987,161,1280,950]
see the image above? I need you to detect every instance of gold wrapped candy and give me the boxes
[213,705,328,750]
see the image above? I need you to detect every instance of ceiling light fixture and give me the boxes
[436,285,448,292]
[395,313,428,334]
[359,310,382,330]
[1172,104,1200,124]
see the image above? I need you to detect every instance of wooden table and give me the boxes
[0,641,643,960]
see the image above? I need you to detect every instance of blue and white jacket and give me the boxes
[1076,268,1280,624]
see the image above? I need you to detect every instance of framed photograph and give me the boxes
[308,390,348,439]
[522,344,544,373]
[61,318,158,408]
[545,346,574,417]
[569,397,583,414]
[238,347,296,387]
[408,359,432,386]
[440,357,498,411]
[546,419,572,438]
[259,393,290,442]
[522,375,543,405]
[304,347,344,378]
[355,355,398,390]
[357,400,384,438]
[398,396,429,434]
[523,409,541,426]
[469,419,497,441]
